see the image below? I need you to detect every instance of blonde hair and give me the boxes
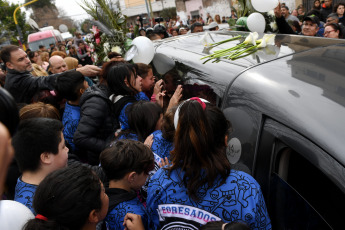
[51,51,67,59]
[40,52,49,62]
[64,57,79,70]
[19,102,60,121]
[31,63,48,77]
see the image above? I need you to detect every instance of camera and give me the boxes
[155,17,164,23]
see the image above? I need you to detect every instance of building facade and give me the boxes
[119,0,176,24]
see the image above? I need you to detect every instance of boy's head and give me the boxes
[100,139,154,190]
[12,118,68,173]
[56,70,89,101]
[136,63,155,92]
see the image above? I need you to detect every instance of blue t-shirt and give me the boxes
[147,169,272,230]
[119,92,149,130]
[151,130,174,160]
[106,197,149,230]
[62,102,81,151]
[14,177,37,214]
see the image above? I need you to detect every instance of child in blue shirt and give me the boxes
[56,71,89,152]
[100,139,155,230]
[13,118,68,214]
[106,62,151,131]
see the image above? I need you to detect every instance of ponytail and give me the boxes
[168,100,231,200]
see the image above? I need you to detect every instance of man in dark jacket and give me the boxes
[0,45,100,104]
[320,0,333,22]
[275,4,320,37]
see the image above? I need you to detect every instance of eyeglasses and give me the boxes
[324,30,336,35]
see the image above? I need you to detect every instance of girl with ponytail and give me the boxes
[147,98,271,229]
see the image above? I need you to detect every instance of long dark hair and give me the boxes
[121,100,162,142]
[168,100,231,200]
[23,164,103,230]
[162,106,177,142]
[333,2,345,15]
[313,0,321,10]
[106,62,139,96]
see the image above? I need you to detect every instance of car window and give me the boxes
[272,146,345,229]
[254,119,345,229]
[270,172,332,229]
[152,54,224,108]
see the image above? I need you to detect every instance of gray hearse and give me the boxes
[151,31,345,229]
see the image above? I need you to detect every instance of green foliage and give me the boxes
[0,0,33,45]
[24,0,54,9]
[159,7,176,20]
[233,0,255,18]
[80,0,128,65]
[81,0,127,32]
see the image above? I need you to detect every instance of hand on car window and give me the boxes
[153,79,164,96]
[167,85,183,111]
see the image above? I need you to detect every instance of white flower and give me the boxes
[262,34,276,45]
[111,46,122,54]
[92,53,98,63]
[256,45,280,61]
[244,32,259,46]
[199,32,212,47]
[270,22,278,31]
[257,37,267,48]
[104,42,110,54]
[268,10,275,17]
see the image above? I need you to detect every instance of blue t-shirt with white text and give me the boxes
[147,169,271,230]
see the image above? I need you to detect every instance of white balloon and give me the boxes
[152,53,175,75]
[0,200,34,230]
[130,36,155,64]
[251,0,279,12]
[247,13,266,33]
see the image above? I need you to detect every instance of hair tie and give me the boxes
[35,214,48,221]
[189,97,206,110]
[173,97,210,129]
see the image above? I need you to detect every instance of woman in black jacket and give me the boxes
[73,61,120,165]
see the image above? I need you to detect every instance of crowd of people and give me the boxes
[275,0,345,39]
[127,12,233,40]
[0,35,271,230]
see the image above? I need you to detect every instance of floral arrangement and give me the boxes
[200,32,276,63]
[81,0,130,65]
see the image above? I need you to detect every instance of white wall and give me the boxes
[120,0,176,17]
[203,0,231,19]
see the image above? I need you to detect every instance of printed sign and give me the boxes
[226,138,241,164]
